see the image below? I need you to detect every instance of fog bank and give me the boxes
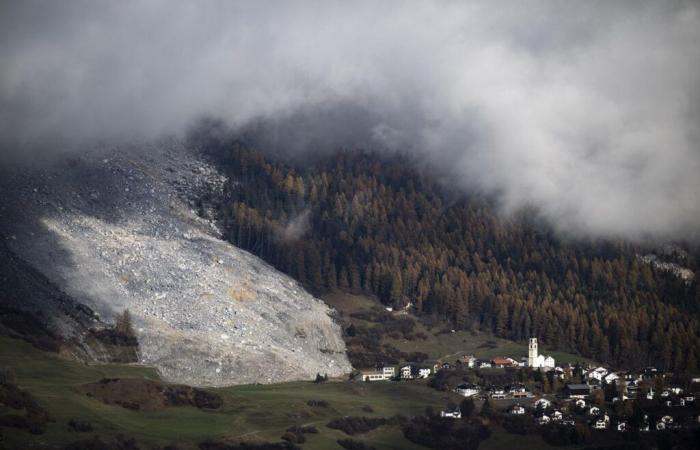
[1,1,699,240]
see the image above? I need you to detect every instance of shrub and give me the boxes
[68,419,93,432]
[337,439,377,450]
[307,399,330,408]
[326,416,387,435]
[402,415,490,450]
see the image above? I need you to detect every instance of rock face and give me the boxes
[0,140,351,386]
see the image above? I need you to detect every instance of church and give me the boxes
[527,338,555,369]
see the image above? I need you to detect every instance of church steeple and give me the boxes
[528,337,538,367]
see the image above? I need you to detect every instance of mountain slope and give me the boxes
[0,141,351,386]
[212,143,700,373]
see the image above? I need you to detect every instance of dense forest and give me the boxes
[210,141,700,373]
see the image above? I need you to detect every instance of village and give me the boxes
[358,338,700,434]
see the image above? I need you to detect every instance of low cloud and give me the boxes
[1,1,699,241]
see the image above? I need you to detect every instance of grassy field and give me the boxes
[0,337,450,449]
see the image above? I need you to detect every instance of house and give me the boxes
[536,415,551,425]
[417,368,431,379]
[642,367,658,379]
[666,397,686,407]
[574,399,586,409]
[612,394,629,402]
[533,398,551,409]
[587,406,601,416]
[400,365,416,379]
[553,367,566,380]
[454,383,480,397]
[490,388,507,399]
[478,360,492,369]
[460,355,476,368]
[509,404,526,415]
[561,419,576,426]
[564,384,590,399]
[552,411,563,421]
[492,356,517,368]
[593,419,607,429]
[604,372,620,384]
[656,416,674,430]
[360,366,395,381]
[646,388,655,400]
[586,367,609,382]
[440,409,461,419]
[616,421,627,432]
[508,384,529,398]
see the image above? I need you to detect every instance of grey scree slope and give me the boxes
[0,140,351,386]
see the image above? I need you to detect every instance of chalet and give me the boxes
[554,366,565,380]
[440,409,461,419]
[454,383,480,397]
[574,398,586,408]
[417,368,431,379]
[561,419,576,426]
[533,398,551,409]
[616,421,627,432]
[564,384,590,399]
[587,406,601,416]
[593,419,607,429]
[642,367,659,380]
[551,411,563,421]
[491,356,517,368]
[586,367,609,381]
[478,360,492,369]
[536,415,551,425]
[400,365,417,380]
[612,394,629,403]
[604,372,620,384]
[490,388,507,399]
[508,383,528,398]
[509,404,526,415]
[361,366,395,381]
[460,355,477,368]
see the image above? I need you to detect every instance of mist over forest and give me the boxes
[2,0,700,241]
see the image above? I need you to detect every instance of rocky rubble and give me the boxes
[0,140,351,386]
[638,254,695,284]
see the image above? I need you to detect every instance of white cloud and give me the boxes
[1,0,699,240]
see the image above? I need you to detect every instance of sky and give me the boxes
[1,0,699,241]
